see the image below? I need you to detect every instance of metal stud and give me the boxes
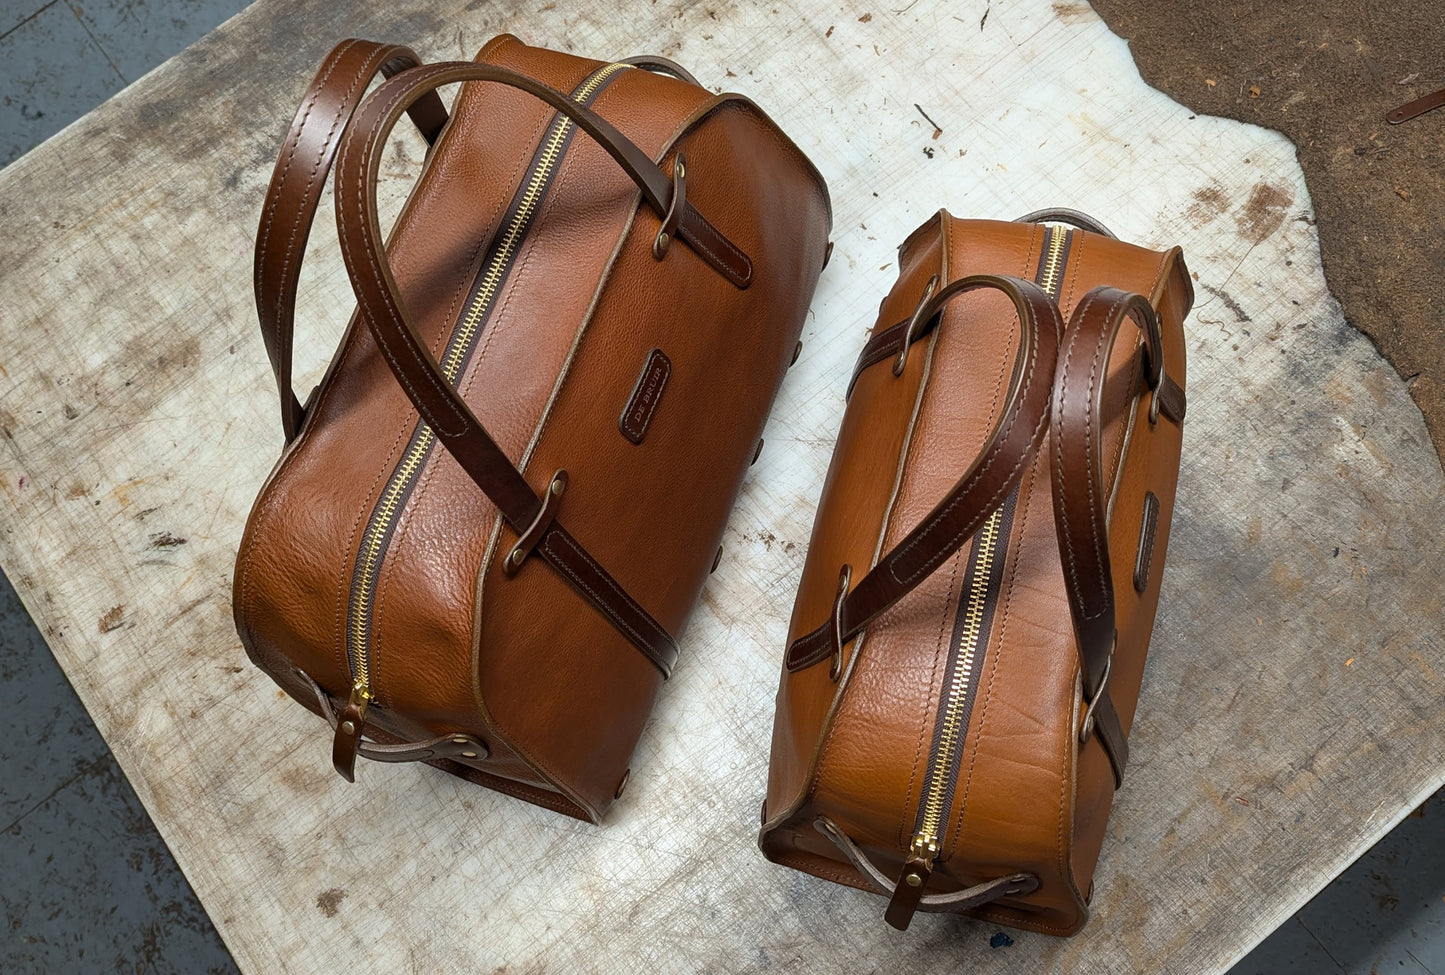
[614,769,631,799]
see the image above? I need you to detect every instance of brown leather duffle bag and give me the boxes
[760,210,1191,934]
[233,36,831,822]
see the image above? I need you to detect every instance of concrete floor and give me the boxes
[0,1,1441,972]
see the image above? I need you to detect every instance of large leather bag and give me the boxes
[234,36,831,822]
[760,210,1191,933]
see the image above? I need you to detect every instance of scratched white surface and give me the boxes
[1,0,1442,972]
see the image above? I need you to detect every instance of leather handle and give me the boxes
[786,274,1062,672]
[330,61,721,676]
[253,38,448,443]
[619,54,702,86]
[1014,207,1118,239]
[1050,286,1186,786]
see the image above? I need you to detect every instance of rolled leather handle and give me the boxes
[786,274,1062,672]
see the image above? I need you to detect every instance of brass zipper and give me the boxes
[886,225,1071,928]
[331,61,630,781]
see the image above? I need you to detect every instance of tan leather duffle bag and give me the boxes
[234,36,831,822]
[760,210,1191,933]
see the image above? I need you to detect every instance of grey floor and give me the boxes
[1,2,1442,973]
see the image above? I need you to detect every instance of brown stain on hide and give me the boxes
[1236,183,1295,244]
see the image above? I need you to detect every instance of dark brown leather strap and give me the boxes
[254,38,449,442]
[331,61,761,677]
[786,274,1062,671]
[620,54,702,86]
[812,817,1038,908]
[1015,207,1118,239]
[1051,286,1186,786]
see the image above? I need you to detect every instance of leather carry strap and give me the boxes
[1016,207,1118,239]
[1051,286,1186,786]
[254,38,449,443]
[813,817,1038,911]
[329,61,761,676]
[785,274,1062,672]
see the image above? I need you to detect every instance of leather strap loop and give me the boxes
[332,61,725,676]
[786,274,1061,672]
[1015,207,1118,239]
[254,38,448,443]
[1051,286,1186,785]
[302,669,490,768]
[812,818,1039,908]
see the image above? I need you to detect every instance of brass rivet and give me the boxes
[451,736,468,744]
[674,159,685,179]
[615,769,631,799]
[461,750,478,759]
[653,231,670,259]
[509,549,523,566]
[752,438,764,464]
[340,720,355,735]
[711,546,723,573]
[905,872,923,888]
[791,340,803,365]
[551,477,565,496]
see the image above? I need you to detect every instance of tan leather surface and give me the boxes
[235,36,831,821]
[761,215,1190,935]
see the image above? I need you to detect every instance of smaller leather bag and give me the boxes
[760,210,1191,934]
[234,36,831,822]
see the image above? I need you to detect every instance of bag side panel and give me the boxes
[762,212,952,828]
[475,92,832,815]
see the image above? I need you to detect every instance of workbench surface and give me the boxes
[1,0,1441,972]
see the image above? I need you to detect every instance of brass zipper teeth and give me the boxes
[909,225,1070,859]
[342,61,628,694]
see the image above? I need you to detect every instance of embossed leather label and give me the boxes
[1134,491,1160,593]
[619,348,670,444]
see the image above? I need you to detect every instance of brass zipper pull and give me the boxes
[331,682,372,782]
[886,834,937,930]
